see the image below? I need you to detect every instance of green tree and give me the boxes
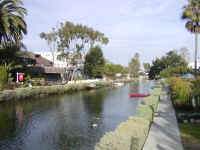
[0,0,27,45]
[143,62,150,73]
[57,21,109,66]
[40,29,57,65]
[148,51,188,79]
[179,47,190,63]
[84,46,105,78]
[128,53,140,77]
[104,63,127,77]
[182,0,200,77]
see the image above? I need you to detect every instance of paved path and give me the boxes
[143,87,184,150]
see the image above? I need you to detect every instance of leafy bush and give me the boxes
[0,80,114,101]
[95,87,162,150]
[95,117,150,150]
[0,66,8,90]
[136,104,153,122]
[168,77,192,105]
[191,76,200,96]
[160,65,189,78]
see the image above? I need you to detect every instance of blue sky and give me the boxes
[23,0,194,66]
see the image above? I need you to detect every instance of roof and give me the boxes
[28,66,67,74]
[17,51,53,67]
[44,67,67,74]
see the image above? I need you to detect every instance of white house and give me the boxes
[35,51,85,69]
[35,51,69,68]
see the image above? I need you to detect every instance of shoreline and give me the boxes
[94,86,162,150]
[0,79,134,102]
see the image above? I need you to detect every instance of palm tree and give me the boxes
[0,0,27,45]
[182,0,200,77]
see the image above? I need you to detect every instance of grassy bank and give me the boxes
[94,87,162,150]
[0,79,134,102]
[178,123,200,150]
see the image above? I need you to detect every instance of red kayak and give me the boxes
[130,93,150,98]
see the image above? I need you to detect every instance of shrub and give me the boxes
[95,117,150,150]
[191,76,200,96]
[168,77,192,105]
[0,66,8,90]
[95,88,162,150]
[136,104,153,122]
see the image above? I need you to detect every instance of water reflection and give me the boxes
[0,80,153,150]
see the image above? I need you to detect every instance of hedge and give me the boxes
[95,117,150,150]
[94,87,162,150]
[0,66,7,90]
[136,104,153,122]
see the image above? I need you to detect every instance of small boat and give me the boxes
[114,82,124,87]
[130,93,150,98]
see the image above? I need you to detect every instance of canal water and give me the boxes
[0,80,154,150]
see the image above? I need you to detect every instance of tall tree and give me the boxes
[57,21,109,67]
[143,62,150,73]
[84,46,105,78]
[40,28,57,66]
[0,0,27,45]
[182,0,200,77]
[148,51,188,79]
[104,63,127,77]
[128,53,140,77]
[179,47,190,63]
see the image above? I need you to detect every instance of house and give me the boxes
[35,51,85,68]
[17,51,67,81]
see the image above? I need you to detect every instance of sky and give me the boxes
[23,0,194,66]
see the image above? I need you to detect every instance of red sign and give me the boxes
[18,73,23,82]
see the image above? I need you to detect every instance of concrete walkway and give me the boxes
[143,87,184,150]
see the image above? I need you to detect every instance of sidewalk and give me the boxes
[143,88,184,150]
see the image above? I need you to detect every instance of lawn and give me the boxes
[178,123,200,150]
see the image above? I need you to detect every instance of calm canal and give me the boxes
[0,80,154,150]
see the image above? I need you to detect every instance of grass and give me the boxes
[178,123,200,150]
[179,123,200,143]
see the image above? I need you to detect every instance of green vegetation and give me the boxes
[0,81,108,101]
[136,104,153,122]
[149,51,189,79]
[182,0,200,76]
[0,66,8,90]
[84,46,105,78]
[95,87,162,150]
[40,29,57,65]
[143,62,150,73]
[104,63,128,79]
[41,21,109,67]
[95,117,150,150]
[0,79,134,102]
[179,123,200,144]
[128,53,140,77]
[0,0,27,45]
[168,77,192,105]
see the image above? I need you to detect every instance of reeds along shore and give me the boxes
[0,79,134,102]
